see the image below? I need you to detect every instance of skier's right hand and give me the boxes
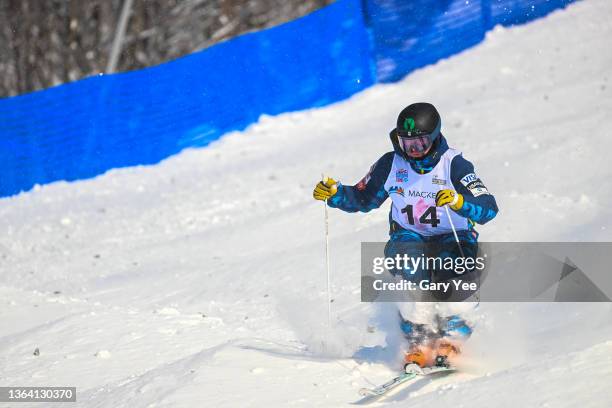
[313,176,338,201]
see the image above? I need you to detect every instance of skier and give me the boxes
[313,102,498,372]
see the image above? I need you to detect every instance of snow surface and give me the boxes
[1,0,612,407]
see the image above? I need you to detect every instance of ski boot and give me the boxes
[432,339,460,368]
[403,344,432,374]
[404,344,431,368]
[431,315,471,368]
[400,314,439,373]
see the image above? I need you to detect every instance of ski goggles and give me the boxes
[397,132,436,158]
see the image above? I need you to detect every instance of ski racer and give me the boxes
[312,102,498,371]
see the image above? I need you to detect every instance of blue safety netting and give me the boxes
[0,0,577,198]
[0,0,373,198]
[363,0,576,83]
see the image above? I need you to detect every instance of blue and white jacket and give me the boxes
[328,134,498,237]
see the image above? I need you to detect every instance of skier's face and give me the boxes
[397,133,434,159]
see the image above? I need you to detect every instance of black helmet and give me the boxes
[395,102,441,159]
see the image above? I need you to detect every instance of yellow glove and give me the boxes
[435,189,464,210]
[313,176,338,201]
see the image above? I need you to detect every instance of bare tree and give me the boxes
[0,0,332,97]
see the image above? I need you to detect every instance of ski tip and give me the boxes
[358,388,377,397]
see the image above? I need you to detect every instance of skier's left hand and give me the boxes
[435,189,463,210]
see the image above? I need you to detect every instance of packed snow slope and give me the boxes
[1,1,612,407]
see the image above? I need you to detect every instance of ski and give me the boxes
[355,365,456,403]
[358,371,416,397]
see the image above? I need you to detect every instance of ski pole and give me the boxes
[441,191,480,305]
[438,185,464,257]
[443,204,465,258]
[322,175,333,331]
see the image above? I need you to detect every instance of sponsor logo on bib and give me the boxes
[396,169,409,183]
[389,186,405,197]
[406,190,437,199]
[432,175,446,185]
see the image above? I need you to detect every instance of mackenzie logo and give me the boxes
[406,190,436,199]
[396,169,409,183]
[389,186,405,197]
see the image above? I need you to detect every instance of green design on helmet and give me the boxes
[403,117,416,131]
